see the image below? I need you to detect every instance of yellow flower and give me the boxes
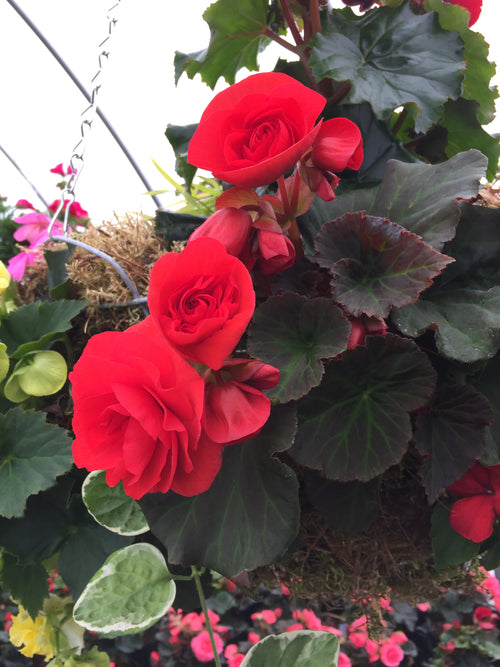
[9,605,56,659]
[0,260,10,295]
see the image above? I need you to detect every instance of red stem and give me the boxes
[279,0,304,46]
[309,0,322,35]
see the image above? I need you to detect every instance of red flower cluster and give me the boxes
[448,462,500,542]
[70,238,279,499]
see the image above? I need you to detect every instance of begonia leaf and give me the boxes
[247,294,350,403]
[155,210,205,246]
[0,408,73,518]
[0,553,48,620]
[314,212,453,318]
[440,202,500,288]
[304,471,379,534]
[291,335,436,481]
[441,99,500,181]
[73,544,176,637]
[240,630,339,667]
[140,404,299,577]
[370,151,487,250]
[415,384,494,503]
[424,0,498,125]
[0,299,87,357]
[82,471,149,537]
[174,0,271,88]
[54,498,133,601]
[431,503,480,569]
[392,286,500,363]
[309,3,464,133]
[165,123,198,188]
[474,354,500,461]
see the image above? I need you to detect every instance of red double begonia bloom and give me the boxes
[310,118,364,173]
[70,318,223,499]
[187,72,326,188]
[444,0,482,26]
[202,358,279,446]
[148,238,255,370]
[448,462,500,542]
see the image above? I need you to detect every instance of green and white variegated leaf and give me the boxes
[82,471,149,537]
[241,630,339,667]
[73,544,176,637]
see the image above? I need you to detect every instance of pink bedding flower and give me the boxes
[190,630,223,662]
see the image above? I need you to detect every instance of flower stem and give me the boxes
[279,0,304,45]
[309,0,322,35]
[192,566,222,667]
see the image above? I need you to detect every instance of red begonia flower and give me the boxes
[202,358,279,445]
[188,72,326,188]
[148,238,255,370]
[310,118,364,173]
[70,318,223,499]
[448,463,500,542]
[444,0,482,26]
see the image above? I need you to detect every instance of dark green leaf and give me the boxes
[415,384,493,503]
[474,353,500,458]
[310,4,464,132]
[431,503,480,569]
[0,409,73,518]
[481,527,500,571]
[314,212,453,317]
[0,299,87,357]
[292,335,436,481]
[0,553,48,619]
[370,151,487,249]
[58,496,132,600]
[247,294,350,402]
[155,210,205,245]
[424,0,498,125]
[45,246,74,297]
[141,404,299,577]
[441,203,500,288]
[165,123,198,188]
[0,479,73,563]
[304,471,379,534]
[174,0,271,88]
[441,99,500,181]
[392,286,500,363]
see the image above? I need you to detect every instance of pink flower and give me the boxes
[380,641,405,667]
[248,631,260,644]
[284,622,304,632]
[69,201,89,219]
[7,248,42,281]
[473,605,499,630]
[292,608,323,630]
[225,645,246,667]
[338,653,352,667]
[348,630,368,649]
[190,630,223,662]
[389,631,408,645]
[13,212,52,245]
[416,602,431,613]
[50,163,66,176]
[448,462,500,542]
[15,199,34,210]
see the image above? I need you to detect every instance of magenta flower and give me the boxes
[13,212,52,245]
[190,630,223,662]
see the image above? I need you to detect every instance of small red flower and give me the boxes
[473,605,499,630]
[448,462,500,542]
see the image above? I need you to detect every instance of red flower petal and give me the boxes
[450,495,495,542]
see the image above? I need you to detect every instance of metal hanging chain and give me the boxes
[6,0,162,210]
[47,1,148,314]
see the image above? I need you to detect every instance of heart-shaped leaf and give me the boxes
[415,384,494,503]
[241,630,339,667]
[291,335,436,481]
[140,404,299,577]
[431,503,480,569]
[247,294,351,403]
[392,286,500,363]
[82,471,149,537]
[73,543,176,636]
[0,299,87,357]
[309,3,464,132]
[314,212,453,317]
